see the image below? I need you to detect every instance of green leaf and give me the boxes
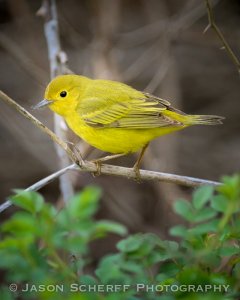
[145,250,170,265]
[169,225,187,237]
[1,212,37,236]
[219,246,240,257]
[95,254,126,284]
[160,240,179,253]
[218,174,240,201]
[120,260,143,274]
[148,241,179,262]
[193,186,214,210]
[94,220,127,237]
[11,190,44,214]
[211,195,228,212]
[68,186,102,219]
[117,234,143,253]
[65,234,88,254]
[116,234,162,259]
[174,199,194,221]
[193,207,217,222]
[187,220,219,235]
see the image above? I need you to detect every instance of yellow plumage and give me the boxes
[39,74,224,155]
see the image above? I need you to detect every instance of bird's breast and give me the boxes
[65,114,155,153]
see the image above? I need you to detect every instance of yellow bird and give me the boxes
[35,75,224,176]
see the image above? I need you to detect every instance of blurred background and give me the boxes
[0,0,240,257]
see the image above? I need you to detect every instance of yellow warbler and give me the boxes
[35,75,224,175]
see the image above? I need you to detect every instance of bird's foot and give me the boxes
[132,144,148,183]
[90,153,125,177]
[92,159,102,177]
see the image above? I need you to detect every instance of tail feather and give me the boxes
[185,114,225,126]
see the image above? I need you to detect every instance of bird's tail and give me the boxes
[184,114,225,126]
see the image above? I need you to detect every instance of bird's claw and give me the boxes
[92,160,102,177]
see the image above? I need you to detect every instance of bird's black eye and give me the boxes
[60,91,67,98]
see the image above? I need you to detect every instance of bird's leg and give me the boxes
[91,153,126,176]
[133,143,149,182]
[92,153,125,164]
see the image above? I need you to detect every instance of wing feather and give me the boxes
[77,91,182,129]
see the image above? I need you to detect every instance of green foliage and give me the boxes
[1,176,240,299]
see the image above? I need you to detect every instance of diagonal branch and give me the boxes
[0,91,78,164]
[205,0,240,73]
[0,165,74,213]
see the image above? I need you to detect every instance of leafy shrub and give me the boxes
[0,176,240,300]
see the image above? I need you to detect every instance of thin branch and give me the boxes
[0,162,221,213]
[0,91,79,165]
[37,0,74,202]
[76,162,221,187]
[205,0,240,73]
[0,165,74,213]
[37,0,69,77]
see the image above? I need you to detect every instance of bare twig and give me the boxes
[37,0,70,77]
[0,161,221,213]
[0,165,74,213]
[76,162,221,187]
[0,91,79,165]
[37,0,74,202]
[205,0,240,73]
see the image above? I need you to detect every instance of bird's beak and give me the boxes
[32,99,53,109]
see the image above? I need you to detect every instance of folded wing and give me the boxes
[77,92,182,129]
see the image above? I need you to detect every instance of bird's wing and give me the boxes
[77,92,182,129]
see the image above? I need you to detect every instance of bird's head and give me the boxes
[34,75,89,117]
